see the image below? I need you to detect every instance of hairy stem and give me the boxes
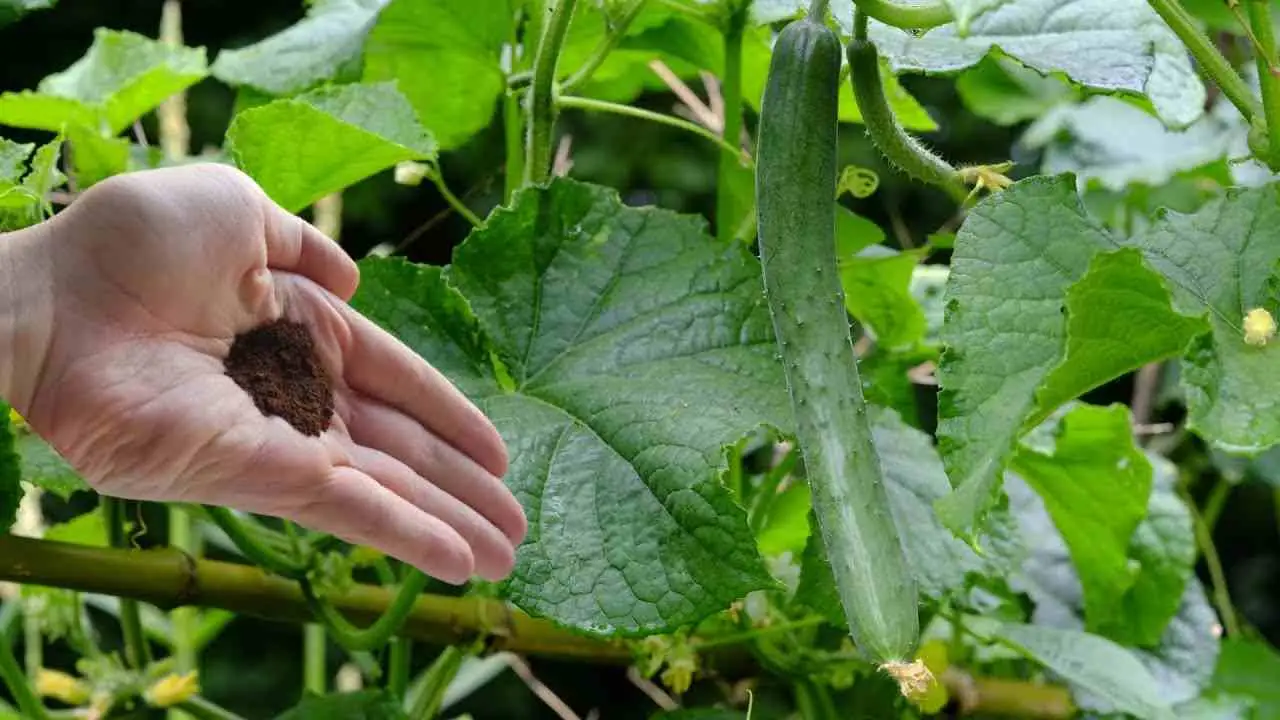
[562,0,648,92]
[1248,0,1280,167]
[1146,0,1260,123]
[203,507,308,578]
[524,0,580,186]
[558,95,750,163]
[104,498,152,669]
[851,0,951,29]
[173,696,249,720]
[716,3,748,244]
[809,0,831,18]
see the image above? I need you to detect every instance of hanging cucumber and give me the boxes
[754,1,929,696]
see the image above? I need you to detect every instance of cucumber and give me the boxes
[754,11,924,678]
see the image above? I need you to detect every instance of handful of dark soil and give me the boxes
[225,319,334,436]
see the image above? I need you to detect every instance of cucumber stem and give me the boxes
[299,569,429,652]
[1247,0,1280,168]
[1145,0,1260,124]
[524,0,580,186]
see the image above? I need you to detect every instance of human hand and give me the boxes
[6,163,525,585]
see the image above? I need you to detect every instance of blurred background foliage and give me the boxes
[3,0,1280,718]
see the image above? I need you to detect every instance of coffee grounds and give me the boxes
[224,319,334,436]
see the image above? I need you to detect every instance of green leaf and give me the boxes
[1020,95,1247,192]
[835,208,885,257]
[210,0,391,96]
[0,0,54,28]
[0,138,33,180]
[956,55,1075,126]
[1006,454,1217,704]
[1009,404,1151,638]
[935,176,1275,536]
[991,622,1174,720]
[361,0,512,150]
[0,137,63,231]
[273,689,407,719]
[44,506,106,546]
[350,178,787,636]
[226,81,437,213]
[17,430,89,501]
[64,122,129,188]
[944,0,1012,33]
[795,407,1021,622]
[0,28,207,135]
[755,482,812,557]
[1210,639,1280,719]
[840,247,927,350]
[868,0,1207,129]
[0,402,21,534]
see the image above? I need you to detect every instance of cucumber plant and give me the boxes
[0,0,1279,718]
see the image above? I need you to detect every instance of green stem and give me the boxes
[695,616,826,649]
[105,497,152,669]
[408,646,466,720]
[562,0,648,92]
[1202,480,1231,530]
[1248,0,1280,167]
[303,624,327,694]
[173,696,249,720]
[504,91,525,203]
[0,637,44,720]
[851,0,951,29]
[204,506,308,579]
[1146,0,1260,123]
[747,445,798,535]
[168,505,200,720]
[389,637,413,699]
[809,0,832,17]
[301,570,429,652]
[23,610,39,681]
[1184,485,1242,637]
[524,0,580,186]
[428,164,483,227]
[557,95,750,163]
[715,4,748,244]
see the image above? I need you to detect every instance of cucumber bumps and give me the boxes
[754,8,930,695]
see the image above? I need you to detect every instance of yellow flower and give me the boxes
[35,668,91,705]
[8,408,25,429]
[143,671,199,707]
[1244,308,1277,346]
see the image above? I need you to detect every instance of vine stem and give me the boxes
[1146,0,1260,123]
[303,624,327,694]
[1183,482,1242,637]
[562,0,648,92]
[173,696,248,720]
[524,0,580,186]
[557,95,750,163]
[203,506,308,578]
[851,0,951,29]
[1247,0,1280,168]
[0,605,45,719]
[428,164,483,227]
[104,498,152,669]
[407,646,466,719]
[715,2,748,244]
[300,570,429,652]
[388,637,412,699]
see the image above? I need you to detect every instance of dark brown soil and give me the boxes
[225,319,334,436]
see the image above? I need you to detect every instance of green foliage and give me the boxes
[0,403,20,534]
[273,689,407,719]
[226,81,437,213]
[0,28,206,135]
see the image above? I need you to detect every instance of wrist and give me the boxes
[0,223,54,418]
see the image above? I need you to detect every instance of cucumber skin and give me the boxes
[754,16,920,664]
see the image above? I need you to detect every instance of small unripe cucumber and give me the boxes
[754,14,920,667]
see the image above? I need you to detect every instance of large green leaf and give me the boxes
[273,690,406,719]
[361,0,512,150]
[226,81,437,213]
[935,176,1274,536]
[868,0,1207,129]
[794,407,1021,623]
[990,622,1174,720]
[1006,454,1217,706]
[1021,95,1248,191]
[839,247,928,351]
[0,28,207,135]
[1009,404,1152,638]
[0,402,21,534]
[944,0,1012,33]
[350,178,787,636]
[956,55,1076,126]
[211,0,391,96]
[64,122,129,188]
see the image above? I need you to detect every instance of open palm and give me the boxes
[18,164,525,585]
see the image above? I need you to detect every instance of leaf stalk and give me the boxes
[557,95,751,164]
[850,0,951,29]
[1145,0,1261,124]
[1247,0,1280,168]
[716,2,749,244]
[524,0,581,186]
